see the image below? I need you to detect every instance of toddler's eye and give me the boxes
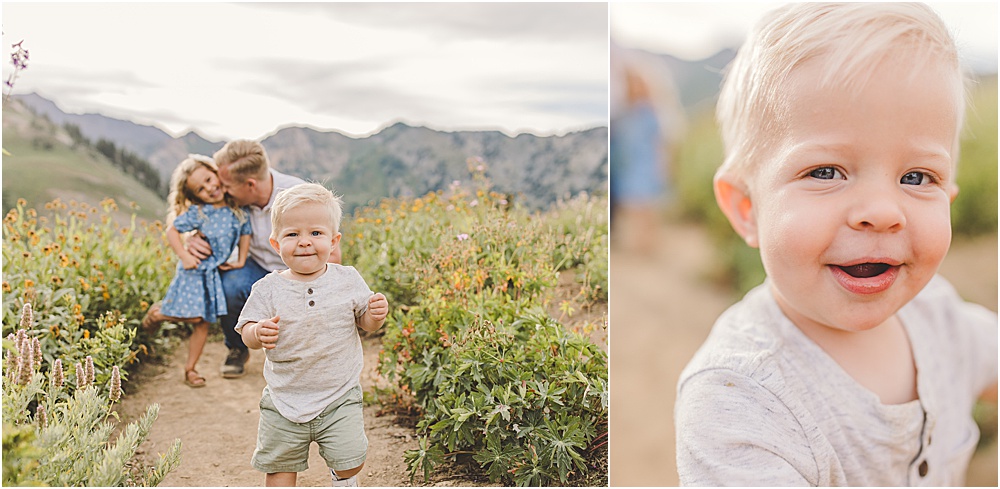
[809,167,843,180]
[286,232,298,238]
[311,231,323,236]
[900,171,927,186]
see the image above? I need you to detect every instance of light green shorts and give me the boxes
[252,385,368,473]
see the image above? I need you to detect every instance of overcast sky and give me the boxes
[2,2,608,140]
[611,2,998,74]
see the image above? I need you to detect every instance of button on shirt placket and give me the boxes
[910,408,934,484]
[308,287,315,308]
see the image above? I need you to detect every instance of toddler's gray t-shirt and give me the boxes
[237,263,372,423]
[676,275,997,486]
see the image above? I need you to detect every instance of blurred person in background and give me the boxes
[610,42,685,255]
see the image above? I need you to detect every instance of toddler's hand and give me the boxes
[256,315,281,349]
[368,293,388,322]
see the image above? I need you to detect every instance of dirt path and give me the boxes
[609,218,998,486]
[120,335,433,487]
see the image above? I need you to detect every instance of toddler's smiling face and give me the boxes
[747,55,961,334]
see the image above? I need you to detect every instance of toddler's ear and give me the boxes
[714,173,759,248]
[269,237,280,253]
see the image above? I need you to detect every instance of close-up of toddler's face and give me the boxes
[748,54,961,335]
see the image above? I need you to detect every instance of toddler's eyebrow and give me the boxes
[781,141,853,161]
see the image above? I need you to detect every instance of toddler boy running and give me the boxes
[238,183,388,486]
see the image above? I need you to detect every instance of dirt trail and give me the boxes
[609,218,998,486]
[120,336,425,487]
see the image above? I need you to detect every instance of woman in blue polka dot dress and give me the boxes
[141,155,252,387]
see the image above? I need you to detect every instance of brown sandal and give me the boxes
[184,369,206,388]
[142,301,164,332]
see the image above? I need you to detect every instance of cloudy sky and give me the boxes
[611,2,998,74]
[2,2,608,140]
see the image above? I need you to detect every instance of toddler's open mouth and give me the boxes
[829,261,900,294]
[837,263,892,278]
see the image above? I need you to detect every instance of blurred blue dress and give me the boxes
[610,101,664,205]
[160,204,252,323]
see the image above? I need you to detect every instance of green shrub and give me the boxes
[363,164,608,485]
[545,193,609,302]
[405,315,608,486]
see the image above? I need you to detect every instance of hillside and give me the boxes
[15,93,609,213]
[1,97,167,222]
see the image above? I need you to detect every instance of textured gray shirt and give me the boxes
[676,275,998,486]
[237,264,372,423]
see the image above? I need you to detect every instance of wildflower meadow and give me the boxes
[3,159,608,486]
[2,198,181,485]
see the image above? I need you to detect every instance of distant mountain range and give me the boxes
[15,93,608,212]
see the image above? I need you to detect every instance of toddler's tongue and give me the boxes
[839,263,891,278]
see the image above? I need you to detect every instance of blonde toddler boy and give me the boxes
[675,3,998,486]
[237,183,389,487]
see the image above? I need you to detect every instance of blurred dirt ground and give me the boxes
[609,218,998,486]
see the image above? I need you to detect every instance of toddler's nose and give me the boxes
[848,191,906,232]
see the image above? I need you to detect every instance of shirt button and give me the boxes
[309,300,315,307]
[308,288,313,294]
[918,460,928,477]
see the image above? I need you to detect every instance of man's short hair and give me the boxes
[213,139,271,183]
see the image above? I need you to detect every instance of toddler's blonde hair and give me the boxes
[716,2,965,186]
[269,183,344,239]
[166,154,245,226]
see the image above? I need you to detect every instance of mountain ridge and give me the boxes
[15,93,607,212]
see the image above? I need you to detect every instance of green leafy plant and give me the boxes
[357,162,608,485]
